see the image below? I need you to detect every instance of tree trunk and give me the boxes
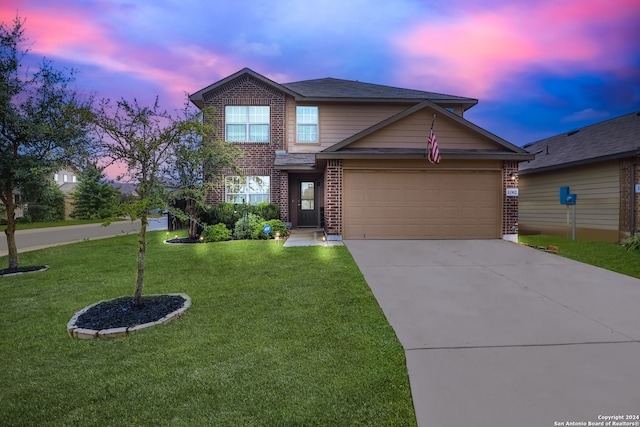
[187,199,197,239]
[2,184,19,270]
[133,214,148,307]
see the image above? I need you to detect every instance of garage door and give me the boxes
[343,170,501,239]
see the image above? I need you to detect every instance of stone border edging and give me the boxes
[0,265,49,277]
[67,293,191,339]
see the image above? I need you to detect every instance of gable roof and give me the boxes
[190,68,477,110]
[317,100,533,161]
[520,111,640,174]
[282,78,477,110]
[189,68,299,109]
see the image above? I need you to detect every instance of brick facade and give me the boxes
[619,156,640,239]
[202,75,289,221]
[323,159,343,237]
[502,160,519,237]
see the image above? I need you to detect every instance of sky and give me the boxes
[2,0,640,151]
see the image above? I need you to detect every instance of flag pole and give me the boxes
[426,113,437,160]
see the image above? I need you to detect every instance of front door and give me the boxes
[298,181,318,227]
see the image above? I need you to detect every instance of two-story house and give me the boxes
[190,68,533,241]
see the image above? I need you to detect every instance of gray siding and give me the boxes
[519,161,620,236]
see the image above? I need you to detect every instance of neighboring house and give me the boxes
[519,111,640,242]
[190,68,533,241]
[0,191,23,221]
[109,182,139,198]
[53,168,79,195]
[53,168,79,219]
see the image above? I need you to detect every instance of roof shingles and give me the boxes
[520,111,640,173]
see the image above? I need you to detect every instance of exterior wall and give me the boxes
[502,160,519,240]
[286,100,408,153]
[349,109,497,150]
[619,155,640,240]
[202,75,289,221]
[519,160,621,242]
[324,159,343,237]
[286,101,495,153]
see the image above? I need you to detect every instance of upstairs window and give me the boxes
[296,106,318,143]
[225,106,270,142]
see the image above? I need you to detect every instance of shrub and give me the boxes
[203,202,242,230]
[233,213,262,240]
[623,234,640,251]
[251,219,287,240]
[201,223,232,242]
[22,181,65,222]
[254,202,280,221]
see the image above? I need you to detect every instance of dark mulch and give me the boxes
[0,265,48,276]
[75,295,186,330]
[165,237,203,244]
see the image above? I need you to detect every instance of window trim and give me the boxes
[224,175,271,205]
[225,106,270,143]
[296,106,319,143]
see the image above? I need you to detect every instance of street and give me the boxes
[0,216,168,257]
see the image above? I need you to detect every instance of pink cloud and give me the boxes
[0,5,243,108]
[393,0,640,98]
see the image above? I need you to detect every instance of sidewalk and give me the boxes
[0,217,167,257]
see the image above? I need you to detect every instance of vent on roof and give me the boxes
[567,129,580,136]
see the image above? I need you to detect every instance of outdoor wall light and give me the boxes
[509,172,517,181]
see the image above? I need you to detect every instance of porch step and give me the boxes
[283,229,343,247]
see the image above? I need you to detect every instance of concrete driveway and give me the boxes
[345,240,640,427]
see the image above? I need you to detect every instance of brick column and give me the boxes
[503,160,519,241]
[324,159,343,238]
[620,156,640,240]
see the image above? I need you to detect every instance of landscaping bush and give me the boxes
[233,213,262,240]
[201,223,232,242]
[22,181,65,223]
[254,202,280,221]
[251,219,287,240]
[203,202,242,230]
[623,234,640,251]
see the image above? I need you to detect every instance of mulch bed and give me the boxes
[165,238,203,244]
[75,295,186,330]
[0,265,49,276]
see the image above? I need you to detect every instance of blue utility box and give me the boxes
[560,187,577,205]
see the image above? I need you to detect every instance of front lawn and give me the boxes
[519,235,640,279]
[0,233,416,426]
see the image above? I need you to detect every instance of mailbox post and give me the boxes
[560,186,577,240]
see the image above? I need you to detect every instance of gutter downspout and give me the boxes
[631,157,637,236]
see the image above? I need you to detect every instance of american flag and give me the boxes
[427,128,440,164]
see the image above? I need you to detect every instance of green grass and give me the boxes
[519,235,640,279]
[0,232,416,426]
[0,217,126,231]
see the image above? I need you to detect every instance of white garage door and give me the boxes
[343,170,501,239]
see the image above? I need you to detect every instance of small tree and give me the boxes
[21,178,65,223]
[70,163,119,220]
[166,106,242,239]
[93,97,209,306]
[0,16,93,270]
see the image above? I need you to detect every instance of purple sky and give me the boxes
[3,0,640,149]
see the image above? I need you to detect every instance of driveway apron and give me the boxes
[345,240,640,427]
